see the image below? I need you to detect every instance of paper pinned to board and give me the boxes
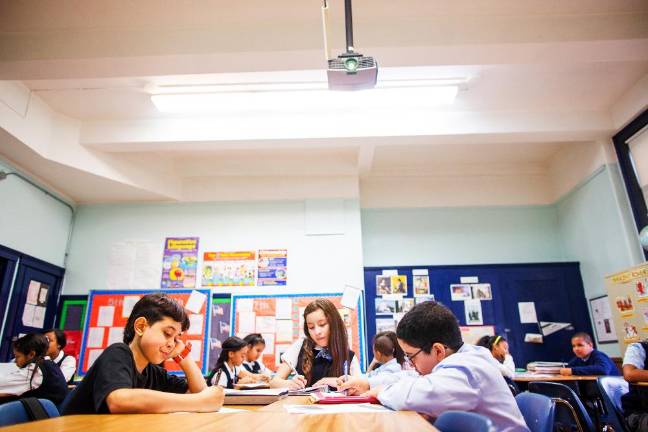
[185,290,207,313]
[518,302,538,324]
[341,285,362,309]
[381,270,398,276]
[539,321,572,337]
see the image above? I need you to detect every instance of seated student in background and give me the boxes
[43,328,77,384]
[559,332,620,376]
[621,340,648,432]
[206,336,258,388]
[242,333,272,380]
[366,331,404,382]
[63,293,223,414]
[476,334,516,379]
[270,298,360,389]
[338,302,529,432]
[0,333,67,406]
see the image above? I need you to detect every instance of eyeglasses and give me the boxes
[404,347,424,363]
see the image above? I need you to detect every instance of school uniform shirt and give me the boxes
[53,350,77,382]
[0,358,67,406]
[282,338,361,383]
[243,360,271,376]
[566,349,620,376]
[217,362,240,388]
[621,341,648,416]
[494,353,516,379]
[366,358,402,379]
[376,344,530,432]
[63,342,188,415]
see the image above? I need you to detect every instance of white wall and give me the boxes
[62,199,365,296]
[0,158,73,267]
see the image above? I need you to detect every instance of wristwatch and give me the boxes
[173,341,192,364]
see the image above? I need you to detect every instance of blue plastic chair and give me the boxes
[528,381,595,432]
[515,391,555,432]
[597,376,630,432]
[435,411,495,432]
[0,398,59,427]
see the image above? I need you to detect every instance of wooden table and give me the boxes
[634,381,648,386]
[513,373,598,382]
[0,395,437,432]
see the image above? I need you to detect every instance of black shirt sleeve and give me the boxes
[92,344,137,413]
[146,364,189,394]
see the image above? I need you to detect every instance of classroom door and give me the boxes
[0,246,19,340]
[0,256,64,361]
[502,269,591,366]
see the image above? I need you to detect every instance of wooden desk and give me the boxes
[634,381,648,387]
[513,373,598,382]
[0,395,437,432]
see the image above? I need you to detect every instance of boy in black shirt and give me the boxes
[63,293,223,414]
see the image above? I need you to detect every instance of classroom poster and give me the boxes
[208,295,232,370]
[605,263,648,353]
[257,249,288,286]
[590,295,617,343]
[161,237,199,289]
[202,251,256,286]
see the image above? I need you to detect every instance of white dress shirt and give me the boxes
[367,358,403,378]
[377,344,529,432]
[53,350,77,382]
[622,342,646,369]
[0,362,43,396]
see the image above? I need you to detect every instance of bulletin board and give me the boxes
[78,289,211,376]
[55,295,88,362]
[605,263,648,355]
[231,293,367,372]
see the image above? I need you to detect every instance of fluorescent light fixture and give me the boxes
[151,86,458,114]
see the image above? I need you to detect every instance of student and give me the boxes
[559,332,620,376]
[476,334,516,379]
[621,340,648,432]
[63,293,223,414]
[0,333,68,406]
[338,301,529,432]
[206,336,257,388]
[43,328,77,384]
[270,298,360,389]
[366,331,404,380]
[242,333,272,380]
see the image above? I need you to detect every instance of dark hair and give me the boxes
[12,333,48,389]
[396,301,463,352]
[301,299,350,384]
[44,328,67,349]
[215,336,247,371]
[373,331,405,365]
[243,333,266,347]
[123,293,189,344]
[476,334,506,351]
[572,332,593,345]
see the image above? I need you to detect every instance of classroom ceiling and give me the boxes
[0,0,647,204]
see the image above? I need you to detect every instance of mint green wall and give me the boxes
[362,205,563,266]
[0,159,73,267]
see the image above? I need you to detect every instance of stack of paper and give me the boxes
[526,361,566,374]
[224,388,288,405]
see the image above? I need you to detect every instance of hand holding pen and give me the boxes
[283,357,307,389]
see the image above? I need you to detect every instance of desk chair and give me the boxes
[597,376,629,432]
[434,411,495,432]
[0,398,59,427]
[528,381,595,432]
[515,392,555,432]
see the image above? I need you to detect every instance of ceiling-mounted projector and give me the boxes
[323,0,378,90]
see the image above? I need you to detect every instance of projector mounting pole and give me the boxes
[344,0,354,53]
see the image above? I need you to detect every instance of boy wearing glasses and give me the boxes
[339,301,529,431]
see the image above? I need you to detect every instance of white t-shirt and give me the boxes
[53,350,77,382]
[281,338,361,377]
[0,362,43,396]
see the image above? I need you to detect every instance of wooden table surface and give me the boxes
[513,373,599,382]
[0,395,437,432]
[634,381,648,387]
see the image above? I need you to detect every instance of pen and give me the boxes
[283,358,299,376]
[213,368,223,387]
[343,360,349,395]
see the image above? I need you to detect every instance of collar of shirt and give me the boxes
[53,351,64,363]
[224,361,238,377]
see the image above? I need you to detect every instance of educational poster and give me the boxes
[257,249,288,286]
[161,237,199,289]
[375,298,397,315]
[605,263,648,353]
[471,283,492,300]
[22,280,47,328]
[465,299,483,325]
[413,271,430,297]
[107,240,160,290]
[590,295,617,343]
[450,284,472,301]
[376,318,397,333]
[202,251,256,286]
[208,295,232,370]
[391,275,407,295]
[376,275,392,295]
[79,289,211,376]
[231,293,366,371]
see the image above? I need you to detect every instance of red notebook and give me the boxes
[310,392,380,404]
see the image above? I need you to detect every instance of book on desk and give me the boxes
[224,388,289,405]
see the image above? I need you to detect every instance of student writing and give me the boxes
[63,293,223,414]
[270,298,360,389]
